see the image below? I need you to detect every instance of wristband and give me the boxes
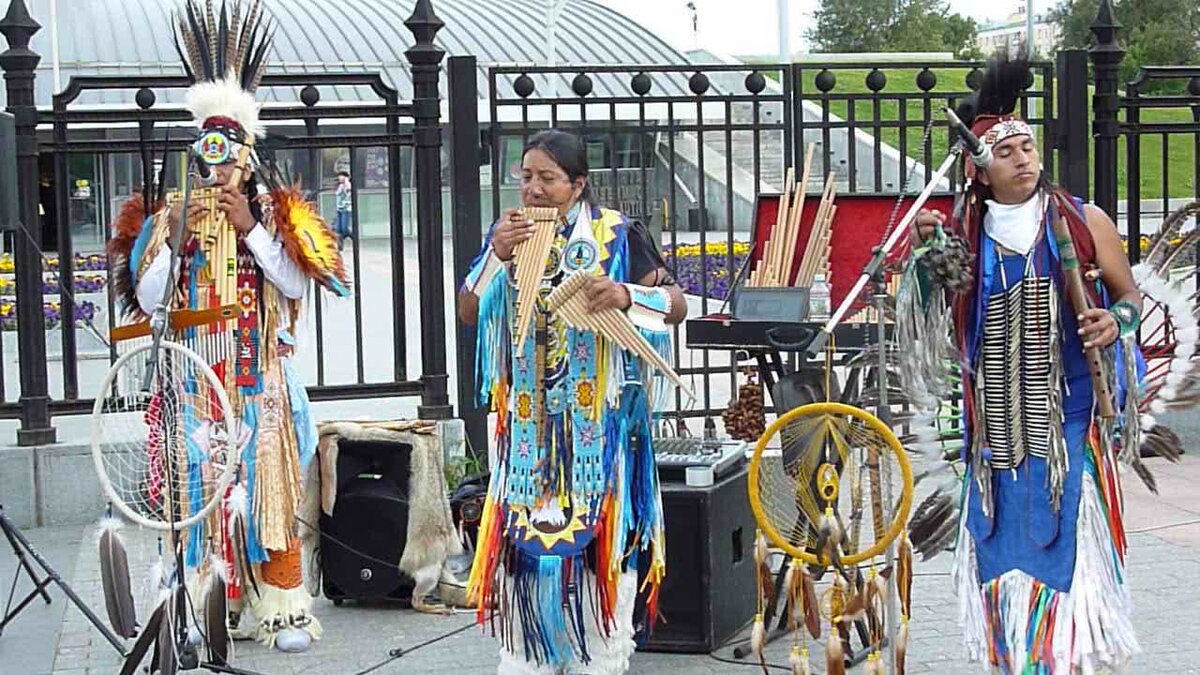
[623,283,671,332]
[464,247,511,295]
[1109,300,1140,338]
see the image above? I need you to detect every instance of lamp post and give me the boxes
[777,0,790,63]
[1026,0,1035,58]
[686,1,697,51]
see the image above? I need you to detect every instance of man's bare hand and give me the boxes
[217,183,256,235]
[585,276,631,313]
[912,208,946,243]
[492,209,535,261]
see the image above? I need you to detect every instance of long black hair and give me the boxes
[522,129,594,203]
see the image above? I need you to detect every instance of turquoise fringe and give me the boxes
[474,272,511,406]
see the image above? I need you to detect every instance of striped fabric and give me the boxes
[979,276,1054,470]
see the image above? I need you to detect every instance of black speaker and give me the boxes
[636,466,758,653]
[319,438,416,605]
[0,113,17,233]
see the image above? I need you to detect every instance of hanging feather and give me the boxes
[754,532,775,609]
[205,554,230,664]
[860,570,883,642]
[1127,455,1159,494]
[156,594,178,675]
[782,561,798,632]
[907,488,959,560]
[826,625,846,675]
[801,566,820,639]
[751,613,767,675]
[1141,425,1183,463]
[896,618,910,675]
[836,588,867,625]
[225,483,259,598]
[814,507,845,576]
[790,646,810,675]
[897,532,913,618]
[117,593,168,675]
[97,517,138,638]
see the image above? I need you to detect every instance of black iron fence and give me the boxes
[790,59,1056,196]
[0,0,451,445]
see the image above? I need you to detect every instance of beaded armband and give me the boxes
[623,283,672,333]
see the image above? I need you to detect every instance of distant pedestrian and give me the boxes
[335,170,352,249]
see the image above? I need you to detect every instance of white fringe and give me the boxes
[954,478,1139,673]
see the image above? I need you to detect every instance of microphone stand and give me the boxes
[804,144,964,359]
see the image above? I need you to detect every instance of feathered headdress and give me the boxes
[173,0,274,144]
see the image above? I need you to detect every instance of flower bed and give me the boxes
[662,241,750,301]
[0,252,108,274]
[0,275,107,295]
[0,300,99,331]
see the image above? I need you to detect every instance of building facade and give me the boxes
[976,6,1060,58]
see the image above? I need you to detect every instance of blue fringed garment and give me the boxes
[465,205,673,671]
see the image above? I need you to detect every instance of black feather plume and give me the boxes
[172,25,195,82]
[217,0,229,76]
[954,53,1033,128]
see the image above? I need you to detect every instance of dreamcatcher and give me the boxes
[745,340,916,674]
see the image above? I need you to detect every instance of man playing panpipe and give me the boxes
[107,0,349,654]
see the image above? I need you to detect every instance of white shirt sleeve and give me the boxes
[135,247,173,315]
[243,224,308,300]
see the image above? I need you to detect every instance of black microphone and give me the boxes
[191,147,218,186]
[945,107,992,169]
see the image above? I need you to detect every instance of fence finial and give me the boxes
[1088,0,1126,223]
[1,0,56,446]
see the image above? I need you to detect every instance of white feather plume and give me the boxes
[226,482,249,519]
[185,77,264,141]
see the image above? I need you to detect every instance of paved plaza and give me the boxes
[1,450,1198,675]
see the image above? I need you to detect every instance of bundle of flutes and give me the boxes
[749,143,840,288]
[511,206,560,348]
[794,173,838,288]
[544,270,690,394]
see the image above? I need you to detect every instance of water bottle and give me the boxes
[808,273,831,320]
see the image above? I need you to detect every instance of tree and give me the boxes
[809,0,981,59]
[1047,0,1200,87]
[809,0,893,53]
[944,14,984,59]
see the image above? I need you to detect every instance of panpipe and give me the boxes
[794,172,838,288]
[749,143,840,289]
[511,206,561,348]
[545,270,690,395]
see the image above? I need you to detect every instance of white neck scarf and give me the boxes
[984,192,1043,256]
